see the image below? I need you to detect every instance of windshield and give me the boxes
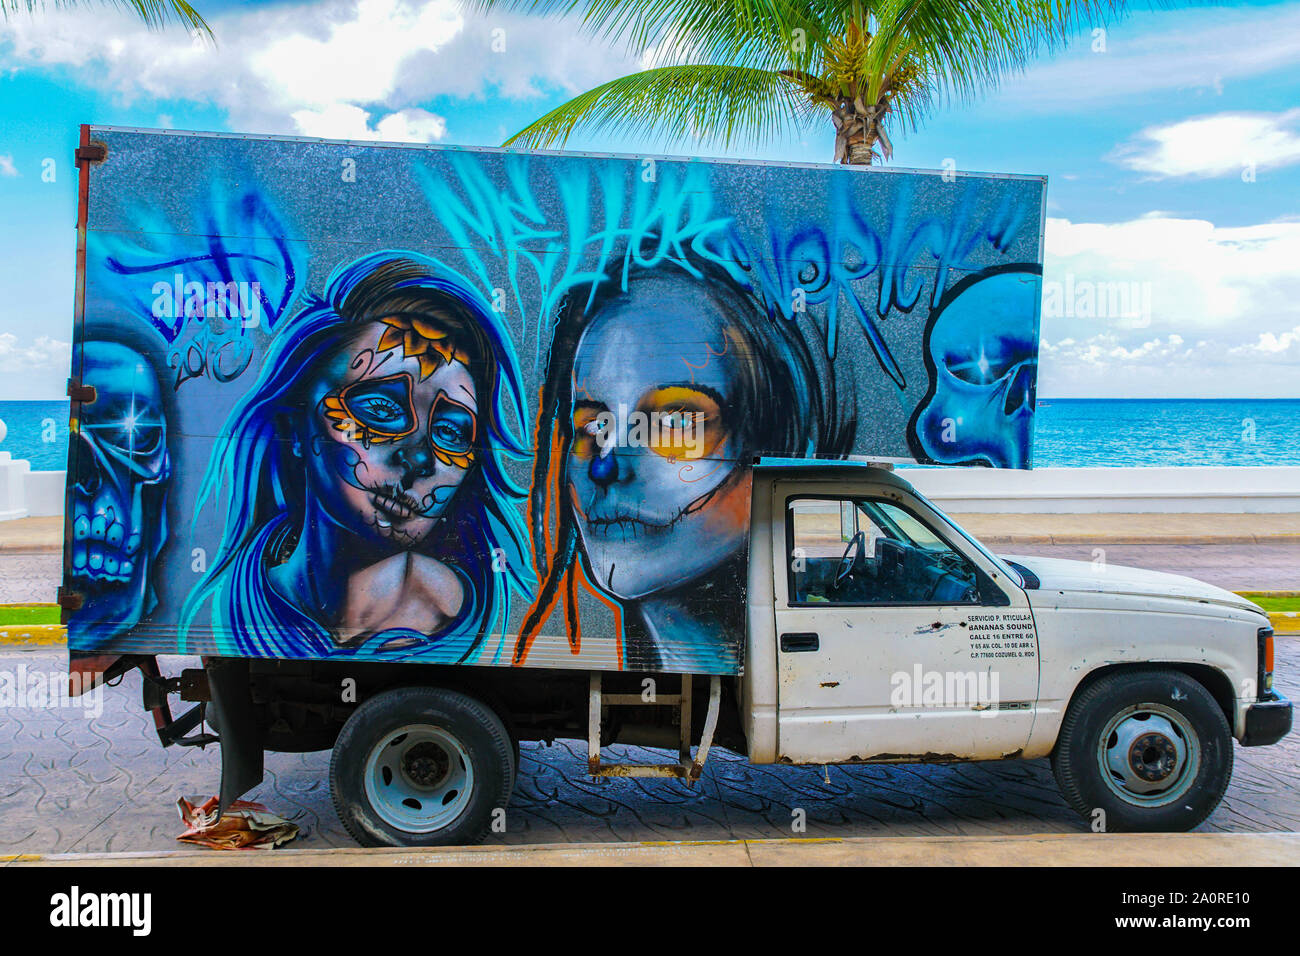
[905,488,1025,589]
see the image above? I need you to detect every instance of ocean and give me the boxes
[1032,399,1300,468]
[1,398,1297,471]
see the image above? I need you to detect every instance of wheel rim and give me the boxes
[1096,703,1200,808]
[363,724,474,834]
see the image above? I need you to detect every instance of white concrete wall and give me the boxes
[903,465,1300,514]
[4,464,1299,519]
[23,470,66,517]
[0,453,30,520]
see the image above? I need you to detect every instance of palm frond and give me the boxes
[467,0,835,75]
[473,0,1154,160]
[1,0,211,35]
[502,63,810,150]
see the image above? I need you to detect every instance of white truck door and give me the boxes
[773,484,1039,763]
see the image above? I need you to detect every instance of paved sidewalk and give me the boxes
[0,552,60,604]
[0,517,61,554]
[8,831,1299,867]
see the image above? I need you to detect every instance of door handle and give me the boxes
[780,632,819,653]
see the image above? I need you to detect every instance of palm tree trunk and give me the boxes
[833,107,877,166]
[846,134,875,165]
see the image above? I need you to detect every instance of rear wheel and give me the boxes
[1052,669,1233,833]
[330,686,515,847]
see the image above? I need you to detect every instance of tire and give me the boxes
[330,685,516,848]
[1052,668,1233,833]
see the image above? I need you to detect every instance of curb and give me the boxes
[1269,611,1300,635]
[6,831,1300,868]
[0,625,66,646]
[0,542,62,554]
[982,533,1300,546]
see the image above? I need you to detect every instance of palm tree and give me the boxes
[470,0,1129,164]
[2,0,209,36]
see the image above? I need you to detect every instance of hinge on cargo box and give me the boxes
[56,586,84,612]
[67,377,96,404]
[75,142,107,166]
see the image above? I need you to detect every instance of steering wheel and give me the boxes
[834,531,866,589]
[935,550,965,573]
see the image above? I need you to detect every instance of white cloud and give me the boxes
[1112,110,1300,179]
[248,0,461,111]
[374,107,448,142]
[1045,214,1300,332]
[290,104,447,142]
[0,154,17,177]
[0,333,71,372]
[0,0,637,139]
[1040,214,1300,395]
[1228,325,1300,362]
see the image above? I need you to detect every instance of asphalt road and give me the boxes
[1000,542,1300,592]
[4,541,1298,608]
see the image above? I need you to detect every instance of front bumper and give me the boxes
[1241,690,1293,747]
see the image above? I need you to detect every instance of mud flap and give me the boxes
[206,658,264,814]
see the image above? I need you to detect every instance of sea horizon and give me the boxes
[3,396,1298,471]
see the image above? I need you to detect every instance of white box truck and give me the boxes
[61,126,1290,846]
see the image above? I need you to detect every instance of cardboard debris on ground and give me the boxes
[176,796,300,850]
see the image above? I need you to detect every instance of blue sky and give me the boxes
[1,0,1299,399]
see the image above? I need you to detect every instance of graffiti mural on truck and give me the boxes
[517,249,854,673]
[69,130,1046,674]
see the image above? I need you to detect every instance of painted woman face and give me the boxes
[568,275,752,601]
[300,317,478,549]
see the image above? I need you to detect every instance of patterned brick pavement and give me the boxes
[0,552,61,605]
[1,641,1295,855]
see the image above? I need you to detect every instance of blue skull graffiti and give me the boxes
[911,267,1041,469]
[70,340,171,645]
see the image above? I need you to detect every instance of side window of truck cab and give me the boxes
[787,496,983,606]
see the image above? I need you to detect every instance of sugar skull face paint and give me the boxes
[305,320,479,549]
[182,253,532,663]
[567,275,750,602]
[518,251,852,674]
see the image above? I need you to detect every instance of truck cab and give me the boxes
[739,461,1291,833]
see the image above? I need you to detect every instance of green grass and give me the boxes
[1237,593,1300,614]
[0,604,60,626]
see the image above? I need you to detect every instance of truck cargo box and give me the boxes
[63,125,1046,677]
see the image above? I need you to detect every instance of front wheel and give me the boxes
[330,686,515,847]
[1052,669,1233,833]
